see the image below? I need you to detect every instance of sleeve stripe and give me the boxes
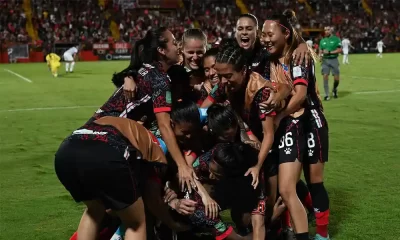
[260,111,277,120]
[154,107,171,113]
[293,78,308,86]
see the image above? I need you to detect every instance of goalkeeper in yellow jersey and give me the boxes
[46,53,61,77]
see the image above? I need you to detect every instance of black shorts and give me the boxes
[264,151,279,177]
[303,125,329,164]
[275,117,306,164]
[54,139,140,210]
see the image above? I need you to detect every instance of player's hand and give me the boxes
[202,195,221,219]
[178,164,198,192]
[263,90,276,106]
[164,185,178,203]
[171,199,197,215]
[293,42,310,66]
[245,165,261,189]
[123,76,136,102]
[272,197,286,219]
[193,82,204,92]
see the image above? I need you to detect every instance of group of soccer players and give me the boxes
[55,10,333,240]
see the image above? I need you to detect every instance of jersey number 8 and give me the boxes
[307,133,316,148]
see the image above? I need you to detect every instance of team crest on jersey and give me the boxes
[166,91,172,104]
[138,67,148,76]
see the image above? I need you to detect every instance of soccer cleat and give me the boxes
[314,234,330,240]
[333,89,338,98]
[324,96,330,101]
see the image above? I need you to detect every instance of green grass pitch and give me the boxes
[1,54,400,240]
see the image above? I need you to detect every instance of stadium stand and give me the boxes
[1,0,399,63]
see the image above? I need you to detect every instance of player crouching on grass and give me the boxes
[60,100,219,240]
[46,53,61,77]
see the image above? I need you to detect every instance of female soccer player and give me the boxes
[259,9,323,240]
[262,10,331,240]
[89,27,196,192]
[63,100,204,240]
[55,117,167,240]
[197,48,220,105]
[180,28,209,102]
[234,13,310,79]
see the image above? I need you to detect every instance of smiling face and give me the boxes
[215,62,246,93]
[171,121,195,144]
[182,38,206,70]
[235,17,257,50]
[203,55,219,86]
[160,30,180,65]
[260,20,289,57]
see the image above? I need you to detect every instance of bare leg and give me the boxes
[116,197,147,240]
[77,200,106,240]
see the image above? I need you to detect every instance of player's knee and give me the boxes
[279,184,296,201]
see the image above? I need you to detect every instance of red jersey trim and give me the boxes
[260,111,277,120]
[293,78,308,86]
[154,107,171,113]
[184,151,197,159]
[206,96,216,103]
[216,226,233,240]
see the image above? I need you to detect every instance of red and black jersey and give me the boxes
[290,60,328,129]
[67,117,167,164]
[249,45,271,81]
[207,72,275,141]
[87,62,172,138]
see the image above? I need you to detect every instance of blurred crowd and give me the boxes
[1,0,399,50]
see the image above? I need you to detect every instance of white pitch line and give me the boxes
[345,75,400,82]
[0,105,99,113]
[3,69,33,83]
[353,89,400,94]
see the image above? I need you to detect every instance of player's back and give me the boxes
[377,41,383,48]
[65,47,78,55]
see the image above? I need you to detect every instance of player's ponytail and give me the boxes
[283,9,298,27]
[130,27,169,70]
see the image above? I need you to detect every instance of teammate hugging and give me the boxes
[55,9,331,240]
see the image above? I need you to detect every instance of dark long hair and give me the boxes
[207,104,238,138]
[267,10,302,64]
[170,100,201,128]
[216,39,248,72]
[130,27,169,70]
